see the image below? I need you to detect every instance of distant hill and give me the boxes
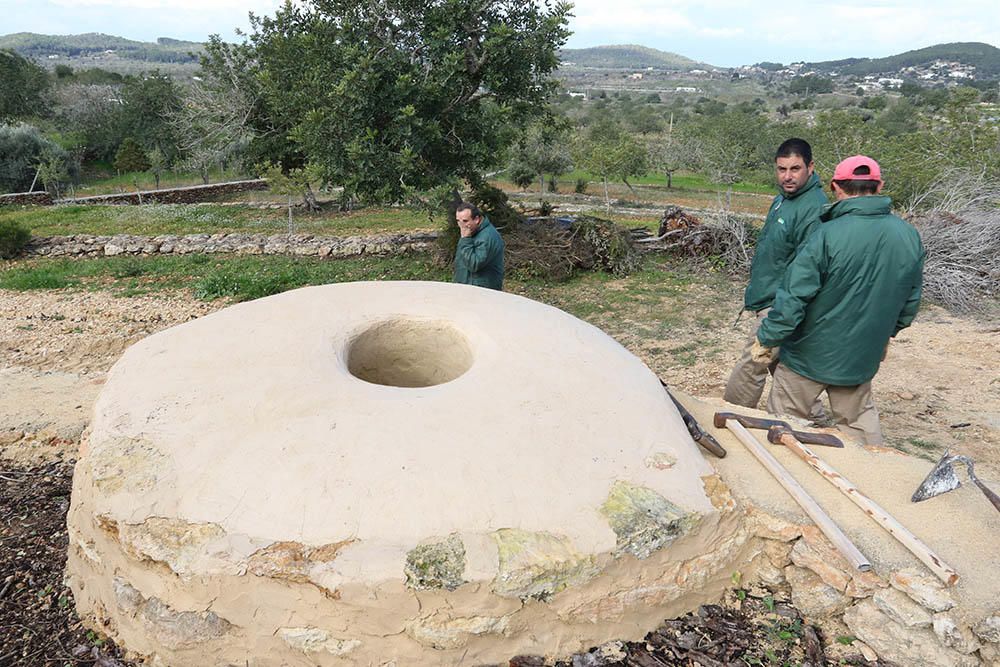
[809,42,1000,78]
[560,44,709,70]
[0,32,204,65]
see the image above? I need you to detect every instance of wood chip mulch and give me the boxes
[0,461,134,667]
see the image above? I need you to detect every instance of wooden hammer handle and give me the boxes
[724,420,871,572]
[771,428,959,586]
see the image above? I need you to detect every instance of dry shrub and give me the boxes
[910,208,1000,314]
[907,169,1000,314]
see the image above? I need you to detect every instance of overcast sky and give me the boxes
[2,0,999,67]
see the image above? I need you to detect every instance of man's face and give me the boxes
[457,209,481,231]
[775,155,814,195]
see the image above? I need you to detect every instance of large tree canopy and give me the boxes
[0,50,49,122]
[241,0,572,203]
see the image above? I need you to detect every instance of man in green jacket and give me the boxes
[724,138,828,408]
[453,202,505,290]
[754,155,925,445]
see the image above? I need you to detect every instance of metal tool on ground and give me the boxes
[712,411,843,448]
[719,417,871,572]
[660,381,727,458]
[912,450,1000,514]
[768,425,959,586]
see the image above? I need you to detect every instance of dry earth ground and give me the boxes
[1,262,997,667]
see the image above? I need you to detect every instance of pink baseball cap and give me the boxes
[832,155,882,183]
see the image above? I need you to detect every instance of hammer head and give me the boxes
[767,425,793,444]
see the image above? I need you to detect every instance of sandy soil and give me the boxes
[1,286,998,477]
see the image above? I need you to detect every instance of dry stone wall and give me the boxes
[25,232,439,259]
[61,180,269,206]
[1,180,267,207]
[742,507,999,667]
[0,191,53,206]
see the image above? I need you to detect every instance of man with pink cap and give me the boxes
[751,155,925,445]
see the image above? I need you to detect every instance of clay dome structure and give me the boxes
[65,281,744,666]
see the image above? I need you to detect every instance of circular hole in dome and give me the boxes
[346,319,473,388]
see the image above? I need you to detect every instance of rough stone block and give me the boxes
[844,599,979,667]
[872,587,932,628]
[934,614,983,654]
[890,568,956,612]
[975,615,1000,643]
[784,565,851,620]
[790,536,850,592]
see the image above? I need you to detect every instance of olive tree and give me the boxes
[0,50,49,122]
[573,118,648,212]
[235,0,572,205]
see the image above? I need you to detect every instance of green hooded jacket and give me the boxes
[453,217,505,290]
[757,196,925,386]
[744,172,828,312]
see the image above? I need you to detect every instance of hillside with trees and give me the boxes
[809,42,1000,77]
[0,32,203,64]
[560,44,707,70]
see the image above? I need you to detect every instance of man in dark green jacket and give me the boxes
[453,202,504,290]
[754,155,925,445]
[724,138,828,408]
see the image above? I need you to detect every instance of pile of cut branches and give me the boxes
[633,206,758,275]
[505,215,641,280]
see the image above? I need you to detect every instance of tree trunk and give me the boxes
[302,184,320,212]
[666,171,672,189]
[603,176,610,214]
[287,195,294,235]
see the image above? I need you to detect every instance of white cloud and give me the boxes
[47,0,276,7]
[698,27,743,38]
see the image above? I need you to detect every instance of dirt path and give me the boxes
[1,287,998,478]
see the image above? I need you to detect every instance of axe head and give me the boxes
[911,451,963,502]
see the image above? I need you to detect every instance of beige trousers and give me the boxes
[723,309,776,408]
[768,363,884,446]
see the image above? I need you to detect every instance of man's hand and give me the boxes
[751,339,775,365]
[458,220,473,238]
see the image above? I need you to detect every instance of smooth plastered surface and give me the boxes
[67,281,740,666]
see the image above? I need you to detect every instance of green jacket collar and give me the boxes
[472,216,494,236]
[821,195,892,222]
[782,172,822,201]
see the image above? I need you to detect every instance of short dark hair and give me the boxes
[775,138,813,165]
[833,179,880,196]
[456,202,481,219]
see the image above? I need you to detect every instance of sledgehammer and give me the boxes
[712,411,843,447]
[767,425,959,586]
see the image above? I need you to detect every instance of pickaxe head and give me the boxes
[912,451,968,502]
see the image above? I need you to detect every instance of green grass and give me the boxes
[0,255,450,302]
[546,169,773,194]
[0,205,437,237]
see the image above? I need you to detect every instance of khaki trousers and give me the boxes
[768,363,884,446]
[723,309,776,408]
